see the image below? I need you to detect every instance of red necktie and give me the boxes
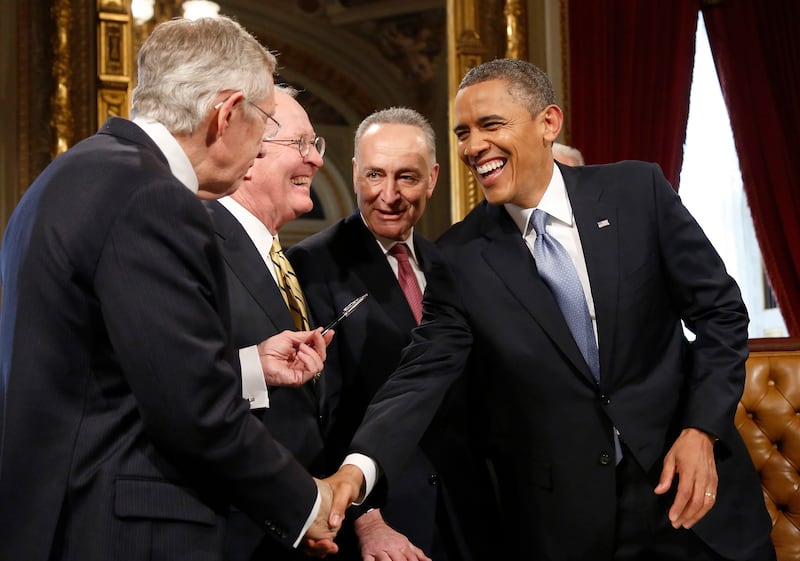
[389,243,423,324]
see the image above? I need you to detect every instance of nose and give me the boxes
[461,134,488,161]
[256,140,269,159]
[304,145,324,167]
[381,179,401,204]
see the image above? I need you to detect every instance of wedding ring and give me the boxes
[705,491,716,499]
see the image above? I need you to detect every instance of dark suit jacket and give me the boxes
[289,212,483,561]
[349,162,773,560]
[206,200,326,561]
[0,118,317,561]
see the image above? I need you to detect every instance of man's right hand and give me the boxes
[303,478,341,558]
[325,464,367,528]
[257,328,334,387]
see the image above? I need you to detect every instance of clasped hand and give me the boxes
[303,465,366,558]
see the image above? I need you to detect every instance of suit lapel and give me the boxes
[479,204,595,383]
[563,166,620,386]
[207,201,295,332]
[341,215,417,332]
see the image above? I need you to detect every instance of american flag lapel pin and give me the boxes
[597,219,611,229]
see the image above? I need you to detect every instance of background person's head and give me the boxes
[553,142,585,166]
[454,59,562,208]
[232,86,324,233]
[353,107,439,241]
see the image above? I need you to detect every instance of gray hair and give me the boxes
[274,84,299,99]
[354,106,436,163]
[131,16,277,134]
[459,58,556,116]
[553,142,585,165]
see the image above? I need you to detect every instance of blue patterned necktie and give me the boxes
[531,210,623,462]
[530,209,600,381]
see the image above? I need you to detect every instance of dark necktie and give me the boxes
[389,243,423,324]
[530,210,622,462]
[269,237,310,330]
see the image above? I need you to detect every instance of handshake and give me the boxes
[304,465,366,557]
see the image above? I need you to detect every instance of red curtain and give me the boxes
[567,0,698,189]
[702,0,800,336]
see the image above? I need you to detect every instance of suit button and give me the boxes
[599,452,611,465]
[600,395,611,405]
[428,474,439,486]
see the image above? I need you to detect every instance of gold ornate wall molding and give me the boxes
[505,0,528,60]
[97,0,133,123]
[447,0,486,223]
[52,0,74,157]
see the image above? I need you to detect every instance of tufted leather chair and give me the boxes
[736,338,800,561]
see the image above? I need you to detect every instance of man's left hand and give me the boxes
[654,427,718,529]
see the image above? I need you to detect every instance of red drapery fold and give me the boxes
[567,0,698,189]
[702,0,800,336]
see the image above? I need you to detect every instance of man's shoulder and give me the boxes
[571,159,661,182]
[436,201,490,247]
[289,213,360,255]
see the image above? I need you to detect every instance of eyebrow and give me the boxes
[453,113,507,133]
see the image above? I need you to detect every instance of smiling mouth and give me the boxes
[291,176,311,186]
[475,158,506,177]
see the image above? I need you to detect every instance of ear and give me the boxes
[351,157,359,195]
[427,162,440,198]
[213,91,246,138]
[542,104,564,143]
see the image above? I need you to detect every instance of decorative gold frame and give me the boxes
[447,0,533,223]
[97,1,133,123]
[447,0,486,223]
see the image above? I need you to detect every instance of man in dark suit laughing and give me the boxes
[326,59,775,561]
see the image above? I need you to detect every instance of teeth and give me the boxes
[291,177,310,185]
[476,159,505,175]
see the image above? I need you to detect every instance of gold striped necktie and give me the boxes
[269,237,310,330]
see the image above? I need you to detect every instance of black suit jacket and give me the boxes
[289,213,480,560]
[0,118,317,561]
[349,162,773,560]
[206,200,326,561]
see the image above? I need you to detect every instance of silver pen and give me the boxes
[321,293,368,335]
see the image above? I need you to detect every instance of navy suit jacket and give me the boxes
[348,162,773,560]
[0,118,317,561]
[289,213,483,560]
[206,200,326,561]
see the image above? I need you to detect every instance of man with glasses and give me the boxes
[205,85,330,561]
[0,17,341,561]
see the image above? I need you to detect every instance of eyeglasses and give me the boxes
[213,96,281,140]
[264,136,326,159]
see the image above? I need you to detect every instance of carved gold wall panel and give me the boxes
[447,0,486,223]
[52,0,75,157]
[505,0,528,60]
[97,1,133,122]
[448,0,533,223]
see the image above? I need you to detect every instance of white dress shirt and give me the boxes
[217,196,283,410]
[504,165,598,342]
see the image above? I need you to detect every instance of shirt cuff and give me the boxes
[342,453,378,505]
[239,345,269,409]
[293,485,321,548]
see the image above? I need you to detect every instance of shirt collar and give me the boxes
[358,212,419,263]
[132,117,199,194]
[218,196,275,239]
[504,164,573,236]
